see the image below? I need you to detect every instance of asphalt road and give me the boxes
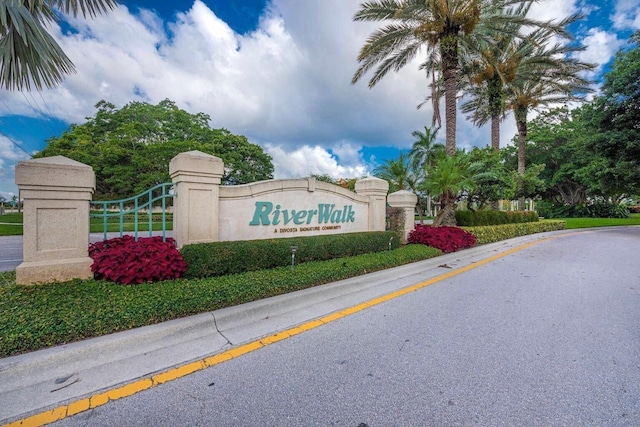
[49,227,640,427]
[0,235,21,272]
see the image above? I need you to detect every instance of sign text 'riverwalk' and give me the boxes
[249,202,356,226]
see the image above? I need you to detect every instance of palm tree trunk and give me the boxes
[441,34,458,221]
[441,34,458,157]
[433,190,457,226]
[517,118,527,211]
[491,114,500,150]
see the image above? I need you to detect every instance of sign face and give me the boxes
[218,183,370,241]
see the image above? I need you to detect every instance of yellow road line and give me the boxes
[3,237,551,427]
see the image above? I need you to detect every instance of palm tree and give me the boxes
[0,0,117,91]
[352,0,483,155]
[353,0,555,155]
[409,126,444,220]
[508,36,594,209]
[422,152,475,226]
[409,126,443,170]
[352,1,561,220]
[373,153,414,193]
[461,6,583,150]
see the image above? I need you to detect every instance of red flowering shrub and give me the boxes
[408,225,476,253]
[89,235,187,284]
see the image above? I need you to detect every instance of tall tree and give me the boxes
[0,0,117,91]
[507,29,594,209]
[518,106,605,205]
[585,31,640,198]
[352,0,563,222]
[408,126,443,170]
[353,0,560,155]
[353,0,480,155]
[36,99,274,198]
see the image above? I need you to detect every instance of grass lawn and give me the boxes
[0,213,172,236]
[561,213,640,229]
[0,213,23,235]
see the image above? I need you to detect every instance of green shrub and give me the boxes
[181,232,400,278]
[455,209,539,226]
[462,220,566,245]
[536,200,630,219]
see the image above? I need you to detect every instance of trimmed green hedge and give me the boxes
[455,210,539,226]
[181,232,400,278]
[462,220,566,245]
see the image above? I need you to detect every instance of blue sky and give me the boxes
[1,0,639,198]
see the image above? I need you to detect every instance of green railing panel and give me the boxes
[90,183,175,241]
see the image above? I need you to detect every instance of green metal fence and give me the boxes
[90,183,175,241]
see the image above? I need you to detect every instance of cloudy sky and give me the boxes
[1,0,639,198]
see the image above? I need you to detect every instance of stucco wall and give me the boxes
[218,177,372,241]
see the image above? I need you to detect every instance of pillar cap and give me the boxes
[170,150,223,179]
[355,176,389,195]
[388,190,418,207]
[16,156,95,190]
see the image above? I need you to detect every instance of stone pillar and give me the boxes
[388,190,418,243]
[15,156,95,285]
[355,177,389,232]
[170,151,224,248]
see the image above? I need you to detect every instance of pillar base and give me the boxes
[16,258,94,285]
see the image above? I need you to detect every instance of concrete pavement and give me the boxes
[0,229,578,425]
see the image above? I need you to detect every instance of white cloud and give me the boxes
[0,135,31,183]
[265,143,371,179]
[575,28,625,74]
[612,0,640,30]
[528,0,579,25]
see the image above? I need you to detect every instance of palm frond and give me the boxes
[0,0,75,90]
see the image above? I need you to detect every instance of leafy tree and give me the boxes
[465,146,516,210]
[584,31,640,198]
[0,0,117,91]
[513,163,546,202]
[36,99,274,199]
[519,106,609,205]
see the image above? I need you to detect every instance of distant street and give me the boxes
[51,227,640,426]
[0,235,21,272]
